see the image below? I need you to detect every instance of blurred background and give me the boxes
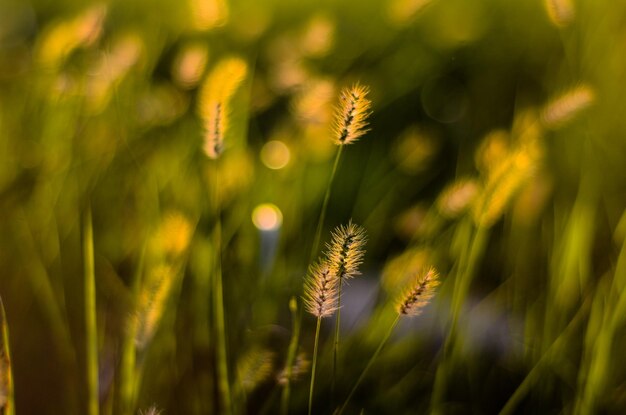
[1,0,625,413]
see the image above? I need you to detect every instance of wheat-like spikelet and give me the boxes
[332,84,372,145]
[325,221,367,281]
[396,267,441,316]
[303,261,339,318]
[151,211,194,258]
[198,57,248,158]
[278,351,310,385]
[236,348,275,393]
[36,4,107,68]
[541,84,595,129]
[139,406,162,415]
[544,0,574,27]
[134,264,179,349]
[436,178,479,219]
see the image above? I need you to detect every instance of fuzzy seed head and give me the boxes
[397,267,440,316]
[325,221,367,281]
[332,84,372,145]
[303,261,339,318]
[198,57,248,158]
[541,84,595,129]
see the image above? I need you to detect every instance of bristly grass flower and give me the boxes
[332,84,372,145]
[338,267,441,415]
[303,260,339,415]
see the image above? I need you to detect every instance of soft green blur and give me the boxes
[0,0,625,413]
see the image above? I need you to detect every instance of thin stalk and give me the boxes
[213,166,232,415]
[280,298,301,415]
[431,226,488,414]
[83,205,99,415]
[0,296,14,415]
[310,146,343,263]
[337,314,400,415]
[331,279,343,402]
[118,242,146,415]
[500,296,590,415]
[308,317,322,415]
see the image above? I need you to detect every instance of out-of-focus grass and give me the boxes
[1,0,626,413]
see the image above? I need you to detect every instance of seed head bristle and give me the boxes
[303,261,339,318]
[397,267,440,317]
[198,57,248,158]
[236,347,275,393]
[332,83,372,145]
[325,221,367,281]
[541,84,595,129]
[544,0,574,27]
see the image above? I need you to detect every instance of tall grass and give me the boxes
[1,0,625,414]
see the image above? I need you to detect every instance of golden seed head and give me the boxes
[198,57,248,158]
[277,351,310,385]
[541,84,595,129]
[325,221,367,281]
[436,178,480,219]
[303,260,339,318]
[134,264,178,349]
[139,407,162,415]
[332,84,372,145]
[397,267,440,317]
[236,348,275,393]
[544,0,575,28]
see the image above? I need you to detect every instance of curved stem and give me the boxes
[310,146,343,264]
[337,314,400,415]
[308,317,322,415]
[331,279,343,404]
[83,205,99,415]
[280,298,301,415]
[213,165,232,415]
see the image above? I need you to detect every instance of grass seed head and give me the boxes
[198,57,248,158]
[303,260,339,318]
[332,83,372,145]
[325,221,367,281]
[397,267,440,317]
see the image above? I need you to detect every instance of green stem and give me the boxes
[308,317,322,415]
[331,279,343,403]
[310,146,343,264]
[499,296,590,415]
[0,296,15,415]
[280,297,301,415]
[213,166,232,415]
[118,242,146,415]
[431,226,488,414]
[337,314,400,415]
[83,205,99,415]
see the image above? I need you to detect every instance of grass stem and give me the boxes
[83,205,99,415]
[308,317,322,415]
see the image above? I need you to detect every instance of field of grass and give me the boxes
[1,0,626,413]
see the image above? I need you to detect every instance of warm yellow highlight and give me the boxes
[37,4,107,68]
[252,204,283,231]
[436,178,479,219]
[198,57,248,158]
[172,43,209,89]
[261,141,291,170]
[189,0,229,31]
[544,0,575,27]
[541,84,595,129]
